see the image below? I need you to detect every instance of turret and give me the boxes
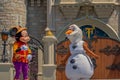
[0,0,27,30]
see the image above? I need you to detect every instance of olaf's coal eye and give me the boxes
[72,45,77,49]
[70,59,75,64]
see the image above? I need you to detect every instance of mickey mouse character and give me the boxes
[10,26,32,80]
[65,24,99,80]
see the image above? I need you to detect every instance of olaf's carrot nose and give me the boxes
[65,29,73,35]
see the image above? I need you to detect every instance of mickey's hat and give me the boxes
[16,26,27,34]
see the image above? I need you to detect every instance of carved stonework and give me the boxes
[100,45,120,56]
[94,4,114,18]
[59,5,80,19]
[59,5,97,20]
[77,6,97,18]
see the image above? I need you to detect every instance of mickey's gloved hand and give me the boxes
[27,54,32,61]
[20,45,28,50]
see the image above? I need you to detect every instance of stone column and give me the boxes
[9,40,15,80]
[37,49,43,80]
[42,28,57,80]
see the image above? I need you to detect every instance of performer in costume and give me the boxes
[10,26,32,80]
[65,24,99,80]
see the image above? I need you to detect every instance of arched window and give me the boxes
[80,25,109,40]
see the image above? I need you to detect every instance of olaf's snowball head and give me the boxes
[65,24,83,43]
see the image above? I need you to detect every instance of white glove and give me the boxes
[20,45,28,50]
[27,54,32,61]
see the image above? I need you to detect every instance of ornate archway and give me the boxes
[57,17,120,42]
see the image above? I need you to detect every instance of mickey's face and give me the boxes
[9,26,30,43]
[19,30,30,43]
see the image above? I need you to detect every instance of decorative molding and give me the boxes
[94,4,115,18]
[56,2,115,19]
[54,0,120,6]
[76,5,97,18]
[58,5,80,19]
[58,6,67,20]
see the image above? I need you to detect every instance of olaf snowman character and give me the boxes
[65,24,99,80]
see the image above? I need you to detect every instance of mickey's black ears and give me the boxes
[9,26,22,37]
[9,27,18,37]
[9,25,27,37]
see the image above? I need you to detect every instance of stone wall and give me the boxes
[0,0,26,29]
[26,0,47,41]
